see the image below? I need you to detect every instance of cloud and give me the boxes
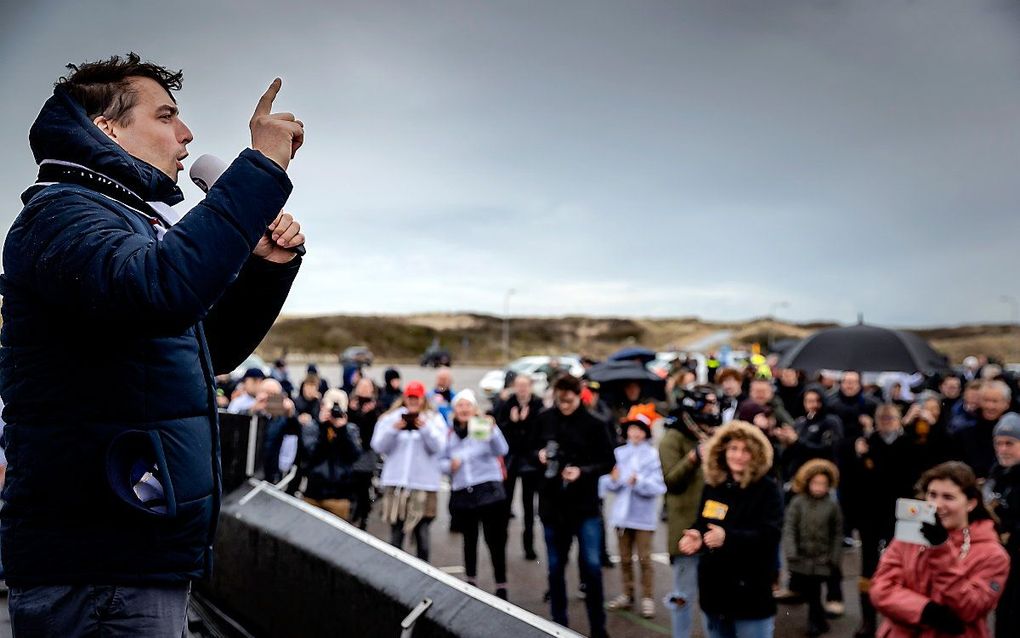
[2,0,1018,327]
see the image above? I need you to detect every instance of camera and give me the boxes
[330,403,346,420]
[402,412,419,429]
[543,440,561,480]
[671,385,722,428]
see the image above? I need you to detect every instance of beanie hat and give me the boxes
[994,412,1020,441]
[452,389,478,408]
[384,367,401,384]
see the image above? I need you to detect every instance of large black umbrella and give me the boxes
[608,347,657,364]
[778,323,948,374]
[586,360,666,401]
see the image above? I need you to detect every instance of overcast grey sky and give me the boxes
[3,0,1019,327]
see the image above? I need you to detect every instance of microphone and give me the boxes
[190,154,306,257]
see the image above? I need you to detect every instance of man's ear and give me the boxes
[93,115,116,139]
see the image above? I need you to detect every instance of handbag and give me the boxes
[448,480,506,512]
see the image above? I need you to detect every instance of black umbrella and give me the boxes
[778,323,949,374]
[608,347,657,364]
[586,360,666,401]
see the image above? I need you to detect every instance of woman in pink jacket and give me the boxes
[870,461,1009,638]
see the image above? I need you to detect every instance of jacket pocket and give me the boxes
[105,430,177,518]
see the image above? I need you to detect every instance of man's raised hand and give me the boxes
[250,78,304,171]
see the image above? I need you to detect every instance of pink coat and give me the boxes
[870,519,1009,638]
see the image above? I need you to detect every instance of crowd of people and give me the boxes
[218,353,1020,638]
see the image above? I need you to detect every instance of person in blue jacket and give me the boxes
[0,53,305,636]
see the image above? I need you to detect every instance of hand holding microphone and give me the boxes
[190,154,306,260]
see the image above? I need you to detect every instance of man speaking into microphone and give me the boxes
[0,53,305,635]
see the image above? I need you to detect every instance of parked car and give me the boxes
[421,347,452,368]
[229,354,271,381]
[340,346,374,367]
[649,351,708,384]
[478,355,584,398]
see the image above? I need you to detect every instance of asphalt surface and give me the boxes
[337,364,867,637]
[0,364,866,637]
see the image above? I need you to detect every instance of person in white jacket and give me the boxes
[371,381,446,562]
[603,413,667,618]
[441,390,512,599]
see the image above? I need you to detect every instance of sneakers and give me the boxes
[824,601,846,617]
[640,597,655,618]
[773,587,801,602]
[495,587,508,601]
[606,594,632,610]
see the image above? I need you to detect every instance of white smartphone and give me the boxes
[893,498,937,546]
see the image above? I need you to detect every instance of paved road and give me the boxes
[304,363,866,637]
[0,363,863,637]
[359,478,864,638]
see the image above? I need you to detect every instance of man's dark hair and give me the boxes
[56,52,183,123]
[553,375,582,395]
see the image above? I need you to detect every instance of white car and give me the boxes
[479,355,584,398]
[229,354,271,381]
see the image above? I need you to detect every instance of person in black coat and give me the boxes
[347,378,382,530]
[679,420,782,638]
[496,374,545,560]
[779,387,844,483]
[300,389,362,521]
[985,413,1020,638]
[532,375,615,638]
[852,403,918,637]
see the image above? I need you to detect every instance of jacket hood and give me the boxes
[703,420,774,487]
[27,85,183,205]
[792,458,840,493]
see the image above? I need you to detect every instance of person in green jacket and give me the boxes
[660,386,721,638]
[783,459,843,637]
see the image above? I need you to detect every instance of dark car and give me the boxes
[340,346,374,367]
[421,348,452,368]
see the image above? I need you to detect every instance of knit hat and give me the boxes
[994,412,1020,441]
[384,367,401,384]
[452,389,478,408]
[621,405,656,439]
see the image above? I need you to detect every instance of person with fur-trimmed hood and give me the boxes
[680,421,783,638]
[783,459,843,636]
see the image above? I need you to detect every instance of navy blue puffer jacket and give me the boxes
[0,85,299,585]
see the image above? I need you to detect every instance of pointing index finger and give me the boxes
[254,78,282,116]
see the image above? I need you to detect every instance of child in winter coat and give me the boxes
[783,459,843,637]
[603,414,667,618]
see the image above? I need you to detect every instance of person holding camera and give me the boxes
[442,390,511,599]
[254,378,301,484]
[660,385,721,638]
[533,375,615,638]
[299,389,362,521]
[870,461,1009,638]
[371,381,446,561]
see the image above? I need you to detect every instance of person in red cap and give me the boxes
[371,381,448,561]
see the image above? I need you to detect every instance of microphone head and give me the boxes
[189,154,229,193]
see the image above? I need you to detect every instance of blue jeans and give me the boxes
[9,583,191,637]
[544,517,606,636]
[667,554,700,638]
[702,613,774,638]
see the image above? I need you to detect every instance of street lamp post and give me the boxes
[1000,295,1019,364]
[503,289,516,364]
[767,301,790,352]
